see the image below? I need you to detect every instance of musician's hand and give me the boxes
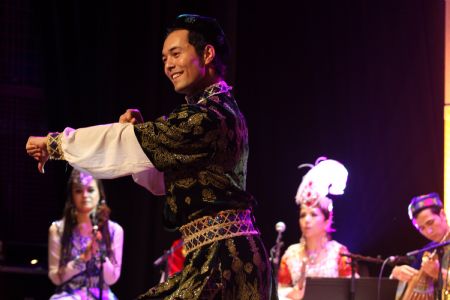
[286,288,304,300]
[79,232,102,262]
[421,257,439,280]
[25,136,49,174]
[390,265,419,282]
[119,108,144,124]
[79,241,95,262]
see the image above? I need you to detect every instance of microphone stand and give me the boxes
[90,213,104,300]
[270,230,284,283]
[98,246,105,300]
[406,240,450,256]
[340,252,386,265]
[340,253,386,300]
[153,241,184,282]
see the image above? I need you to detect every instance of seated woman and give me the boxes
[277,157,354,300]
[48,169,124,299]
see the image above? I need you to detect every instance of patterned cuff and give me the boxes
[46,132,64,160]
[73,256,87,271]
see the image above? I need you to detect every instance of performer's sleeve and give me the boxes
[48,223,86,285]
[133,104,220,171]
[167,239,186,276]
[48,122,165,195]
[102,222,123,285]
[277,252,294,299]
[338,245,356,277]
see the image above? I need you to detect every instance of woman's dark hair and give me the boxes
[59,169,114,265]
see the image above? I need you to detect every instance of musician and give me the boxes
[277,158,355,300]
[391,192,450,299]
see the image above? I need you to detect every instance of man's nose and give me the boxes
[165,57,175,69]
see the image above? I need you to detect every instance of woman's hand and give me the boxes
[285,287,305,300]
[79,231,103,262]
[25,136,49,173]
[119,108,144,124]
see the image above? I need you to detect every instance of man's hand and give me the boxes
[421,256,439,280]
[391,265,419,282]
[119,108,144,124]
[25,136,49,174]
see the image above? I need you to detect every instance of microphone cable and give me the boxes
[377,256,391,300]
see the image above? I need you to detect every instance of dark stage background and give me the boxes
[0,0,444,299]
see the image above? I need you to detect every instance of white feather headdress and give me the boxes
[295,157,348,208]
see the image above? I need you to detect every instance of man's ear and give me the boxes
[203,44,216,65]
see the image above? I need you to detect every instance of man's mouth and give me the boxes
[171,72,182,80]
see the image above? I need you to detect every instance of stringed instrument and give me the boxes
[400,250,436,300]
[401,230,450,300]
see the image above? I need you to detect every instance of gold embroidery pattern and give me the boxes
[244,262,254,274]
[136,113,215,170]
[223,269,232,281]
[193,126,204,135]
[188,113,207,126]
[177,110,189,119]
[179,209,259,254]
[247,235,265,272]
[175,178,197,189]
[47,132,64,160]
[186,81,233,104]
[224,238,261,300]
[167,196,177,213]
[202,188,217,202]
[198,169,229,189]
[157,121,186,140]
[136,272,180,299]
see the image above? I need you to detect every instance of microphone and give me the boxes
[388,255,414,265]
[272,221,286,266]
[275,222,286,233]
[90,211,99,235]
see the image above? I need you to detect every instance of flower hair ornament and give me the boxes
[295,157,349,209]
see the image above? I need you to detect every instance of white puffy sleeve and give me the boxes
[50,122,165,195]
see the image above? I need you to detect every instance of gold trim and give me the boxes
[46,132,64,160]
[180,209,259,254]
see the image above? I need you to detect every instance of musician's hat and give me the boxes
[408,192,443,220]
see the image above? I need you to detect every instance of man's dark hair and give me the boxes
[412,205,442,220]
[167,14,230,77]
